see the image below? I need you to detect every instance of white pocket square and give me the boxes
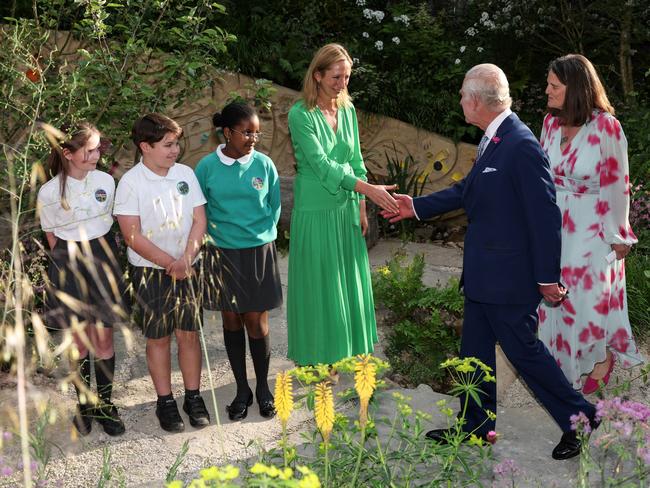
[482,167,498,173]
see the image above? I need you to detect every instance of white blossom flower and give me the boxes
[363,8,385,22]
[394,14,410,26]
[466,26,478,37]
[455,58,461,65]
[460,45,466,53]
[356,0,366,5]
[353,57,360,64]
[362,31,369,38]
[375,40,384,51]
[392,36,400,44]
[477,46,484,52]
[480,11,489,21]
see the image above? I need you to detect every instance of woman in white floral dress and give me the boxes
[538,54,644,393]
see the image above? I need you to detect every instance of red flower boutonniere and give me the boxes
[491,136,501,144]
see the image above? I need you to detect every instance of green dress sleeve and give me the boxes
[288,103,358,195]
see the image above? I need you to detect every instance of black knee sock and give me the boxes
[94,355,115,405]
[223,328,250,400]
[74,354,92,408]
[249,334,271,401]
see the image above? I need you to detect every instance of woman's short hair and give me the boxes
[548,54,614,126]
[302,43,353,110]
[463,64,512,111]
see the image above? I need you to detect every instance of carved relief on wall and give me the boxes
[143,72,476,197]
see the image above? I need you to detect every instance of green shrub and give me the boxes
[373,253,462,390]
[627,249,650,341]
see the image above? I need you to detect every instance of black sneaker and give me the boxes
[72,404,93,436]
[182,394,210,428]
[95,402,126,436]
[156,398,185,432]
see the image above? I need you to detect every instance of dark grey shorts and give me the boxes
[203,242,283,313]
[131,265,202,339]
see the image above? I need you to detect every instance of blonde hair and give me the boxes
[302,43,353,110]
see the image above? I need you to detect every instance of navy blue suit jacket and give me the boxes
[413,113,561,304]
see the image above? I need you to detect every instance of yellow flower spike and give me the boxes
[354,355,377,428]
[274,372,294,428]
[297,466,321,488]
[314,381,334,444]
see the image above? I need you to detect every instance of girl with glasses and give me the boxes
[196,102,282,421]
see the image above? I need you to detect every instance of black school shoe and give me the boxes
[257,392,276,419]
[156,398,185,432]
[72,404,93,436]
[95,402,126,436]
[183,394,210,428]
[226,390,253,421]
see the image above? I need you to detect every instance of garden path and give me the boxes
[2,239,647,486]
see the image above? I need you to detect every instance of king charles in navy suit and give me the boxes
[383,64,597,460]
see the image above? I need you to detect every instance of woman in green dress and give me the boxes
[287,43,399,366]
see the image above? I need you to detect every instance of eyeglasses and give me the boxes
[230,129,263,140]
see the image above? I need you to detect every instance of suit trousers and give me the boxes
[460,297,595,434]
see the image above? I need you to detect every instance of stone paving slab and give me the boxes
[0,240,603,487]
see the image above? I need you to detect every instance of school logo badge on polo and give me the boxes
[251,177,264,190]
[94,188,107,202]
[177,181,189,195]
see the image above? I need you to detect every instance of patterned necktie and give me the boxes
[476,134,489,160]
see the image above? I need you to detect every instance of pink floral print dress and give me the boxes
[537,111,644,389]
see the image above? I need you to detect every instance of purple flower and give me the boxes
[493,458,520,477]
[2,432,12,441]
[570,411,592,434]
[1,466,13,477]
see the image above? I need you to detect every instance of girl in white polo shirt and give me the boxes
[37,121,127,437]
[114,113,209,433]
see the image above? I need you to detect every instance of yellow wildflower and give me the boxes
[483,372,496,383]
[250,463,269,475]
[485,409,497,421]
[278,467,293,480]
[297,466,322,488]
[468,434,484,446]
[355,355,377,427]
[314,381,334,443]
[455,362,476,373]
[188,480,207,488]
[274,372,294,428]
[166,482,183,488]
[200,466,220,480]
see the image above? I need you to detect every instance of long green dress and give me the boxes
[287,100,377,365]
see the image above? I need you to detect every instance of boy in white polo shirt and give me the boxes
[114,113,209,432]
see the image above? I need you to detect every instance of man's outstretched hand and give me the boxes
[379,193,416,223]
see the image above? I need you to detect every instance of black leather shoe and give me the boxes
[257,394,276,419]
[72,404,93,436]
[226,391,253,421]
[552,431,581,460]
[183,394,210,428]
[425,428,488,445]
[95,402,126,436]
[156,398,185,432]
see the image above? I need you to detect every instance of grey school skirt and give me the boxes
[203,242,283,313]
